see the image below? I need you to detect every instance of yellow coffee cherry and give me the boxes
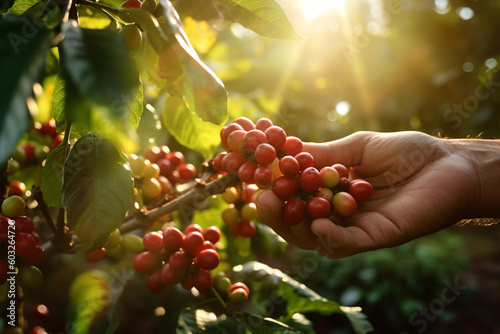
[120,24,142,51]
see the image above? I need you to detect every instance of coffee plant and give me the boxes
[0,0,374,333]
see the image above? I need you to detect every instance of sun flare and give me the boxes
[298,0,346,20]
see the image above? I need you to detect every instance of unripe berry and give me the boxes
[332,192,357,216]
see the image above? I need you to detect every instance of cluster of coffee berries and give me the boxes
[1,196,44,285]
[85,229,151,263]
[220,186,259,238]
[214,273,250,304]
[34,119,63,151]
[214,117,299,187]
[132,224,221,293]
[214,117,374,224]
[128,145,197,202]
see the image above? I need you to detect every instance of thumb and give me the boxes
[302,131,374,169]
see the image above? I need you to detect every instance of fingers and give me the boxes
[256,190,320,250]
[302,131,374,169]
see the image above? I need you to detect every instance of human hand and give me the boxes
[256,131,485,259]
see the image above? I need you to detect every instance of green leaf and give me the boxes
[62,134,134,250]
[212,0,303,41]
[342,307,374,334]
[67,270,111,334]
[162,95,221,159]
[157,0,228,125]
[58,22,143,151]
[7,0,40,15]
[0,14,51,164]
[8,0,61,27]
[41,143,66,207]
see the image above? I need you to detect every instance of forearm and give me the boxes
[444,138,500,219]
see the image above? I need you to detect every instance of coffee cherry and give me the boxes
[157,158,174,176]
[238,219,257,238]
[222,123,244,143]
[122,233,145,253]
[320,166,340,188]
[133,251,161,274]
[35,119,58,138]
[315,187,334,202]
[141,162,160,179]
[255,143,277,166]
[30,304,50,322]
[143,231,164,252]
[185,223,203,235]
[228,288,248,304]
[166,151,185,169]
[104,228,122,249]
[146,269,165,292]
[202,226,221,244]
[255,118,273,132]
[120,24,142,51]
[169,250,190,272]
[14,216,34,234]
[85,248,106,263]
[242,129,267,153]
[240,203,257,220]
[157,175,174,194]
[348,179,374,203]
[160,263,180,285]
[15,232,37,257]
[144,145,168,163]
[264,126,286,150]
[18,265,44,292]
[213,152,227,172]
[178,164,197,181]
[295,152,314,170]
[279,156,300,178]
[183,231,204,257]
[307,196,332,218]
[181,276,194,290]
[281,136,302,156]
[20,246,44,265]
[221,187,239,204]
[8,180,26,197]
[22,143,36,163]
[214,274,232,294]
[222,151,246,173]
[282,198,306,225]
[2,195,26,218]
[163,227,184,251]
[141,0,157,13]
[227,130,246,152]
[338,177,350,191]
[298,167,321,193]
[273,176,298,200]
[234,117,255,131]
[332,163,349,179]
[332,192,357,216]
[195,249,220,270]
[192,269,213,292]
[238,161,258,183]
[121,0,141,8]
[230,282,250,294]
[254,166,273,188]
[128,154,147,176]
[141,177,162,200]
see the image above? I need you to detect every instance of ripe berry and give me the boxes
[166,151,185,169]
[157,158,174,176]
[160,263,180,285]
[273,176,298,200]
[31,304,50,322]
[200,240,217,251]
[85,248,106,263]
[316,187,334,202]
[238,219,257,238]
[222,151,246,173]
[169,251,190,272]
[185,223,203,235]
[295,152,314,170]
[22,143,36,163]
[15,232,37,257]
[306,196,332,218]
[279,156,300,178]
[120,0,142,8]
[332,163,349,179]
[227,130,246,152]
[320,166,340,188]
[35,119,58,138]
[230,282,250,294]
[234,117,255,131]
[281,136,302,156]
[222,123,244,142]
[255,118,273,132]
[195,249,220,270]
[192,269,213,292]
[20,245,44,265]
[143,231,164,252]
[14,216,34,234]
[332,192,357,216]
[282,198,306,225]
[242,129,267,153]
[348,179,374,203]
[146,269,166,292]
[264,126,287,150]
[238,161,258,183]
[8,180,26,197]
[299,167,321,193]
[144,145,168,163]
[181,276,194,290]
[163,227,184,251]
[202,226,221,244]
[178,163,197,181]
[228,288,248,304]
[213,152,227,172]
[157,175,174,194]
[183,231,205,257]
[133,251,161,274]
[254,143,277,166]
[254,166,273,188]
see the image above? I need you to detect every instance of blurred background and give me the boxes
[175,0,500,332]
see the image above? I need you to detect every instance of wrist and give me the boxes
[444,138,500,219]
